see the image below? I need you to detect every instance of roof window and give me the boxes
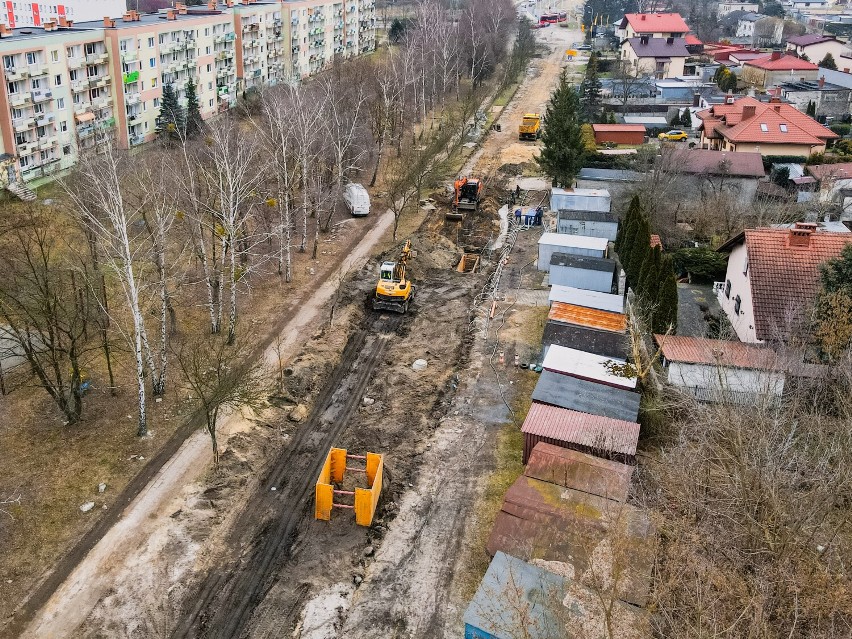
[760,123,768,132]
[780,124,788,132]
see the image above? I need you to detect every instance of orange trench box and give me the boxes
[315,447,384,527]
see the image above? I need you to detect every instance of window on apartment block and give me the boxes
[36,125,46,137]
[20,155,31,168]
[205,45,211,54]
[208,98,213,107]
[86,65,97,78]
[60,120,67,131]
[7,80,19,94]
[63,144,71,155]
[15,132,27,145]
[69,69,78,81]
[207,81,212,90]
[734,294,742,315]
[144,122,149,131]
[50,49,58,62]
[56,97,64,109]
[90,87,101,99]
[153,97,160,107]
[11,107,22,119]
[724,279,731,299]
[54,74,62,86]
[31,78,41,89]
[150,57,156,68]
[206,63,212,72]
[148,37,155,47]
[2,55,14,70]
[151,78,157,88]
[159,34,166,44]
[25,51,37,65]
[84,42,96,55]
[73,94,81,105]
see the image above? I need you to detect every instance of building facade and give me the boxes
[1,0,126,29]
[0,0,376,190]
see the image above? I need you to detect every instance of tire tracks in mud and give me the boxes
[171,311,405,639]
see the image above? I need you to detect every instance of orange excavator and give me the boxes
[447,176,483,220]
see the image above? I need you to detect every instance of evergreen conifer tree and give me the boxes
[538,70,585,187]
[680,108,692,128]
[616,196,640,254]
[618,212,640,278]
[653,255,679,334]
[158,83,185,143]
[820,53,837,70]
[580,52,603,123]
[185,76,204,138]
[626,216,651,285]
[638,246,661,300]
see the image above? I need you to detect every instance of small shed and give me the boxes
[525,442,634,502]
[592,123,646,145]
[548,253,617,293]
[556,210,619,241]
[542,320,629,359]
[520,401,640,463]
[538,234,608,271]
[654,334,786,404]
[549,187,611,213]
[548,300,626,332]
[463,552,566,639]
[548,285,624,313]
[532,370,640,422]
[486,475,655,607]
[542,344,637,390]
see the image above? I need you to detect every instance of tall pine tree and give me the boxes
[616,196,640,255]
[185,76,204,138]
[626,216,651,286]
[618,209,640,278]
[653,254,679,334]
[158,83,185,143]
[538,70,585,188]
[638,246,661,300]
[580,52,602,123]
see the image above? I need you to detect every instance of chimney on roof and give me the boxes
[167,8,177,19]
[742,104,756,119]
[58,15,69,26]
[771,51,781,61]
[103,16,115,27]
[176,2,188,13]
[0,23,10,36]
[207,0,216,8]
[693,92,700,107]
[667,36,674,44]
[819,76,825,88]
[641,14,646,19]
[789,222,816,247]
[773,104,781,112]
[640,34,649,45]
[122,11,132,21]
[769,95,781,103]
[43,19,57,31]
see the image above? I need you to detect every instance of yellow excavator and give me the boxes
[373,240,415,313]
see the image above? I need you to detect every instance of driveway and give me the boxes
[677,282,720,338]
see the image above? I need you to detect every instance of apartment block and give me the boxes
[2,0,126,29]
[0,0,377,193]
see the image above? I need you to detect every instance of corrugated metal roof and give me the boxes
[486,475,656,607]
[538,232,609,251]
[550,253,615,273]
[542,344,637,389]
[548,301,626,332]
[525,442,634,502]
[543,321,629,360]
[532,371,641,422]
[592,124,647,133]
[463,552,566,639]
[654,334,781,369]
[521,401,640,455]
[549,285,624,313]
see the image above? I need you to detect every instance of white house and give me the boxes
[785,34,847,65]
[715,223,852,342]
[718,1,759,15]
[654,335,786,403]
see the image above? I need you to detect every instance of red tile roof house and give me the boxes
[653,334,786,404]
[696,96,838,156]
[668,148,766,202]
[617,12,690,39]
[740,52,819,89]
[714,223,852,343]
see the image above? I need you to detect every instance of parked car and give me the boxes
[344,183,370,217]
[658,129,688,141]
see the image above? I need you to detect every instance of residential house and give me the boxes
[620,35,690,79]
[696,96,838,155]
[751,17,806,48]
[548,253,618,292]
[715,223,852,342]
[805,162,852,219]
[670,149,766,202]
[616,12,689,40]
[719,1,759,15]
[785,33,846,64]
[778,77,852,120]
[654,334,786,403]
[556,210,619,240]
[537,232,608,271]
[735,13,764,39]
[1,0,126,29]
[741,52,819,88]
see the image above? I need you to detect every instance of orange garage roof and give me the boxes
[548,301,627,332]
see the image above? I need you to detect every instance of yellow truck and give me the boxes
[518,113,541,141]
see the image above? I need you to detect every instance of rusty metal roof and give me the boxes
[532,371,641,423]
[521,401,640,457]
[548,301,627,332]
[525,442,634,502]
[486,475,656,607]
[654,334,780,369]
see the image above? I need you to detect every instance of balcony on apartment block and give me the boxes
[85,51,109,65]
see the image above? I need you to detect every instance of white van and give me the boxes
[344,183,370,217]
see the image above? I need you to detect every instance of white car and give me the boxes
[344,183,370,217]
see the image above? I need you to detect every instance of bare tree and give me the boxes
[611,61,653,111]
[174,335,270,465]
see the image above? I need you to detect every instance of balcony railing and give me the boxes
[121,50,138,63]
[67,57,84,69]
[4,66,28,81]
[85,52,109,64]
[28,64,48,77]
[13,117,36,132]
[36,113,54,126]
[31,89,52,102]
[10,92,30,107]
